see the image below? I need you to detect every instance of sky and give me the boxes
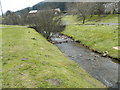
[0,0,43,14]
[0,0,119,15]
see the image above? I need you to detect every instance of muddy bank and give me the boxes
[50,34,119,88]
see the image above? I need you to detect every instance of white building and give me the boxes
[54,8,61,15]
[29,10,38,14]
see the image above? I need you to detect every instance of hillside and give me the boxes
[2,25,105,88]
[16,2,66,15]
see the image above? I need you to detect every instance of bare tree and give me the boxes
[66,2,77,15]
[4,11,21,25]
[76,2,96,24]
[104,2,118,14]
[94,3,106,16]
[27,10,63,39]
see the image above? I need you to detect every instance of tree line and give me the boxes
[2,2,119,25]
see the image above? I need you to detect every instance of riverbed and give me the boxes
[50,34,119,88]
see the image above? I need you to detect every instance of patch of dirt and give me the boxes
[21,58,29,61]
[46,79,61,85]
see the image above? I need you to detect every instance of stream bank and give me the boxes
[50,34,119,88]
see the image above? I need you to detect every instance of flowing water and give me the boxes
[50,34,119,88]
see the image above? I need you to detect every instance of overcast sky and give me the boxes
[0,0,119,15]
[1,0,43,14]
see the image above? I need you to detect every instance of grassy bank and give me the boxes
[62,14,118,25]
[2,25,105,88]
[0,26,2,89]
[62,25,119,59]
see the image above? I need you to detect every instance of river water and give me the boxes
[50,34,119,88]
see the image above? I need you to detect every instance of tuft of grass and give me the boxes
[2,25,105,88]
[62,25,118,59]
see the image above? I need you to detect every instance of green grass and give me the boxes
[2,25,105,88]
[62,15,79,25]
[97,14,118,23]
[0,27,2,89]
[62,25,118,59]
[62,14,118,24]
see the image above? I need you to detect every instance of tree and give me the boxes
[94,2,106,15]
[76,2,96,24]
[4,11,21,25]
[27,10,63,39]
[104,2,118,14]
[66,2,77,15]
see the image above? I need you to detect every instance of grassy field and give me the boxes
[62,24,119,59]
[62,14,119,59]
[62,14,118,25]
[0,26,2,89]
[2,25,105,88]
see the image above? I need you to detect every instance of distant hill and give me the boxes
[15,7,31,15]
[16,1,66,15]
[32,2,66,11]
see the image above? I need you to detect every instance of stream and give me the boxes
[50,34,119,88]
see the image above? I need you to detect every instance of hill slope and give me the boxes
[16,2,66,15]
[2,25,105,88]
